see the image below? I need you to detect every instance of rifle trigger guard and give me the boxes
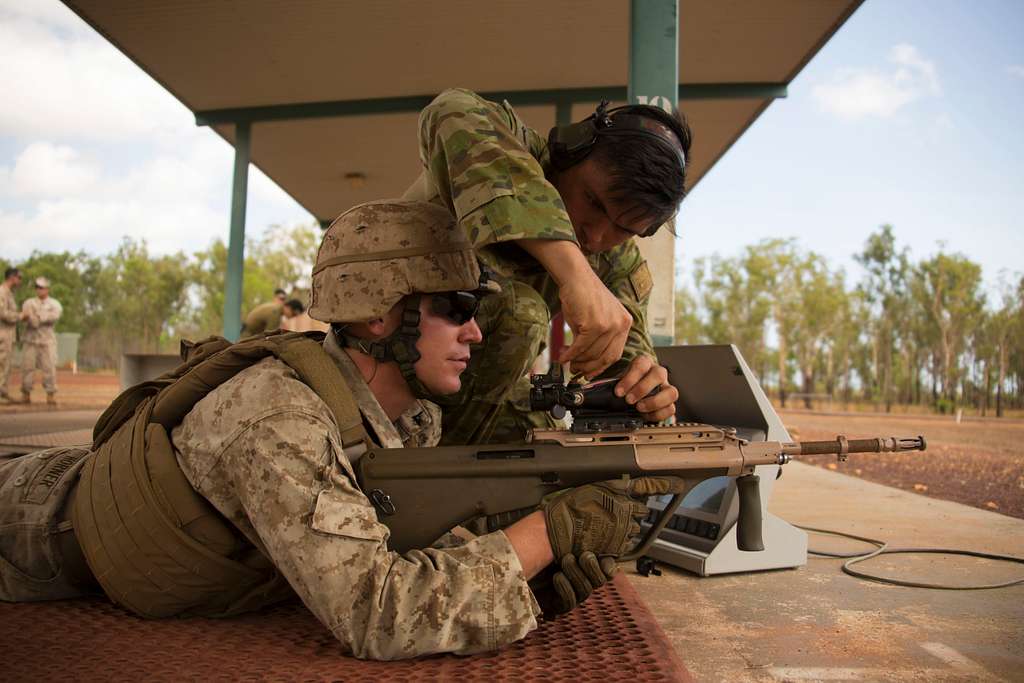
[369,489,397,516]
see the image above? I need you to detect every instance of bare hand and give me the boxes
[558,275,632,379]
[614,355,678,422]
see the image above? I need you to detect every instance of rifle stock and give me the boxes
[356,424,925,557]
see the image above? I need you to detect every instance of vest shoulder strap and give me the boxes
[272,334,369,449]
[95,330,368,450]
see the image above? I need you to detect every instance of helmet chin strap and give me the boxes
[333,295,435,400]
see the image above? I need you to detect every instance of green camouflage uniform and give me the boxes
[403,88,655,444]
[242,301,283,336]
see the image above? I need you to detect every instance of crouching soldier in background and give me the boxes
[0,200,658,660]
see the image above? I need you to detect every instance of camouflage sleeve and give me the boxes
[593,239,656,379]
[39,299,61,325]
[21,299,40,329]
[223,410,540,660]
[0,291,18,324]
[417,88,578,248]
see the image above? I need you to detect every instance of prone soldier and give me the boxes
[0,201,661,659]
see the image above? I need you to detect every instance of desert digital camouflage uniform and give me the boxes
[20,295,62,396]
[241,301,283,336]
[0,331,541,659]
[170,333,540,659]
[0,281,18,398]
[403,88,655,444]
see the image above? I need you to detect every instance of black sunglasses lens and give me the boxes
[432,292,480,324]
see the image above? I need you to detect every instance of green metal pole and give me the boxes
[629,0,678,348]
[628,0,679,112]
[223,121,250,341]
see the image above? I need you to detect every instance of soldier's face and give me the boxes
[413,297,483,395]
[550,158,652,255]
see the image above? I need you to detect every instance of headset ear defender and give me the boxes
[547,100,687,174]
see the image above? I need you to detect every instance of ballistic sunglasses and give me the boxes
[430,290,481,325]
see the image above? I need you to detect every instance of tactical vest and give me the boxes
[71,330,370,618]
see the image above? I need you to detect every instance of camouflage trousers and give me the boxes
[0,447,99,602]
[21,342,57,395]
[438,279,556,445]
[0,330,13,398]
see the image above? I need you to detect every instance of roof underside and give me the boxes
[65,0,861,222]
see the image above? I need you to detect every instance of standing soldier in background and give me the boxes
[0,267,26,403]
[241,288,288,336]
[20,277,62,406]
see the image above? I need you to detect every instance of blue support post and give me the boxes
[222,121,250,341]
[628,0,679,112]
[629,0,679,348]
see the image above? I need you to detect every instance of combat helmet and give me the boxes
[309,199,497,397]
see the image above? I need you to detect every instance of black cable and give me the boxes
[797,525,1024,590]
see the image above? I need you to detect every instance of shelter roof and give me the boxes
[65,0,861,222]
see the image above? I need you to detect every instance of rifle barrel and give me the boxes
[793,435,926,456]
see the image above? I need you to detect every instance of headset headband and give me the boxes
[548,100,687,174]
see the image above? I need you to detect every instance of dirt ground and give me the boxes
[779,408,1024,520]
[0,369,120,413]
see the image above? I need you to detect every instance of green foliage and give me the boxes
[681,226,1022,415]
[185,223,320,339]
[86,238,191,362]
[4,222,321,369]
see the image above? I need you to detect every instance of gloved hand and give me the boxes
[541,476,685,560]
[551,551,619,613]
[541,480,645,560]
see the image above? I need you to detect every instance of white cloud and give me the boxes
[1007,65,1024,79]
[0,2,192,142]
[6,142,100,197]
[812,44,941,120]
[0,136,309,259]
[0,1,312,260]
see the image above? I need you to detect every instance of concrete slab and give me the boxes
[627,462,1024,682]
[0,409,100,455]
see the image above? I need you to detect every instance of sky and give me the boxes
[1,0,1022,301]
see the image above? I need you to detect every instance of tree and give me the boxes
[692,248,772,380]
[84,238,190,365]
[673,286,703,344]
[186,223,321,338]
[912,251,985,405]
[987,274,1023,417]
[855,226,910,412]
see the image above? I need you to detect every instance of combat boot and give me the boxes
[21,390,31,404]
[46,393,57,407]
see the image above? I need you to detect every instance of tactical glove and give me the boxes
[542,477,674,559]
[551,551,619,613]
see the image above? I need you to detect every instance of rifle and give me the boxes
[357,365,926,557]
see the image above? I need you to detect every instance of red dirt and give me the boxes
[1,370,120,413]
[780,409,1024,520]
